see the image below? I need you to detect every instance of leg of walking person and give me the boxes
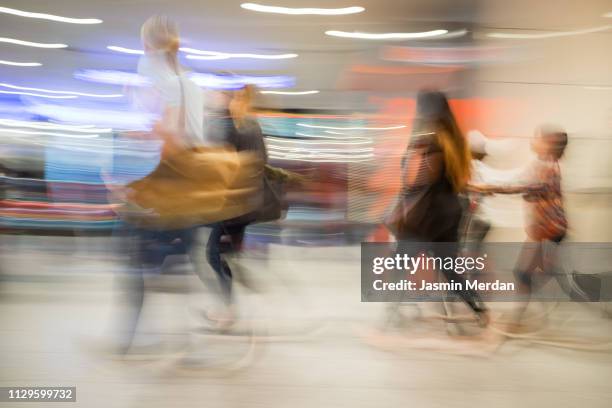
[203,222,249,327]
[114,225,144,354]
[115,226,153,353]
[221,223,251,290]
[433,241,489,324]
[116,226,173,354]
[544,235,566,294]
[205,223,233,306]
[511,241,544,325]
[394,237,488,326]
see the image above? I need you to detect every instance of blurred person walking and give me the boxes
[385,90,489,326]
[114,15,204,355]
[109,16,259,355]
[204,85,266,326]
[204,85,299,328]
[475,126,568,328]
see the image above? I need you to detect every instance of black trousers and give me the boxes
[206,222,247,305]
[115,224,197,352]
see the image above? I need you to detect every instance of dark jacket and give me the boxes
[222,114,268,225]
[392,131,463,242]
[225,115,267,162]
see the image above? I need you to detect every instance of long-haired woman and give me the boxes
[387,90,489,325]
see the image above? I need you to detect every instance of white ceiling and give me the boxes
[0,0,611,106]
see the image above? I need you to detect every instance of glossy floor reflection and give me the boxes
[1,235,611,408]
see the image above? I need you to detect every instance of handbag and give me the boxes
[120,76,262,230]
[255,165,288,223]
[384,189,430,239]
[384,144,429,239]
[384,141,461,241]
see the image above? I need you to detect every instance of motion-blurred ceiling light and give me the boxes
[109,45,298,60]
[321,131,374,140]
[0,119,111,133]
[189,73,295,89]
[74,69,295,90]
[260,90,319,95]
[182,48,298,60]
[0,90,76,99]
[61,124,98,128]
[325,29,448,40]
[0,37,67,48]
[186,53,297,60]
[430,29,468,40]
[0,6,102,24]
[297,123,406,130]
[26,103,154,130]
[0,60,41,67]
[267,151,373,163]
[267,147,373,156]
[488,25,612,39]
[183,54,229,60]
[292,133,371,143]
[241,3,364,15]
[74,70,150,86]
[0,128,99,138]
[0,83,122,98]
[107,45,144,55]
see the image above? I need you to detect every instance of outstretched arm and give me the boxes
[470,181,547,196]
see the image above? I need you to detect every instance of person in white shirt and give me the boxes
[135,15,206,147]
[114,15,206,355]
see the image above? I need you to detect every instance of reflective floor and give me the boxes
[1,235,611,408]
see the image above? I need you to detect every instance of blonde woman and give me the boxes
[136,15,205,148]
[116,15,205,354]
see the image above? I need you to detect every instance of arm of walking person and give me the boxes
[470,160,549,197]
[470,182,548,196]
[264,165,307,186]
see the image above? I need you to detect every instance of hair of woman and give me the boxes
[415,90,471,192]
[141,15,180,72]
[230,84,257,129]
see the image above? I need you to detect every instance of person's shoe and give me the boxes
[504,321,535,335]
[204,306,237,331]
[475,309,490,328]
